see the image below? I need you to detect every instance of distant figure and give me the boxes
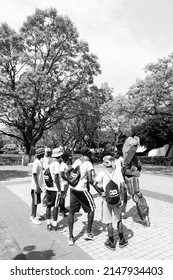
[30,148,45,225]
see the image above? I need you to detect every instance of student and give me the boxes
[30,148,45,225]
[59,151,71,216]
[45,147,63,231]
[67,147,96,246]
[93,155,128,251]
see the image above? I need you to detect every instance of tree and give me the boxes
[0,8,101,157]
[100,93,137,150]
[134,116,173,156]
[127,54,173,120]
[43,84,113,150]
[126,53,173,155]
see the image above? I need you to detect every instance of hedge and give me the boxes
[139,156,173,166]
[0,155,22,166]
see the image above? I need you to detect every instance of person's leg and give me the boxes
[87,211,94,233]
[31,192,41,225]
[46,207,52,230]
[68,212,74,239]
[107,222,114,242]
[31,202,37,218]
[59,197,64,212]
[51,191,59,228]
[52,206,58,227]
[104,222,116,250]
[117,219,128,248]
[46,191,53,230]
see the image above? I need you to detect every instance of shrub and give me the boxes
[0,155,22,166]
[139,156,173,166]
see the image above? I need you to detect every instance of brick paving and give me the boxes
[0,164,173,260]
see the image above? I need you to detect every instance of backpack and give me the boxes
[133,192,149,220]
[105,171,121,205]
[68,165,81,187]
[44,167,53,188]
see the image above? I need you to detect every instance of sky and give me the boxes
[1,0,173,95]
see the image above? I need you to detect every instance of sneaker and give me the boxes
[119,238,128,248]
[32,218,42,225]
[68,237,75,246]
[30,216,40,221]
[47,224,52,231]
[104,239,116,251]
[84,232,94,240]
[52,224,63,231]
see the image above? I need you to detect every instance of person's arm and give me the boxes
[91,171,105,198]
[55,173,61,192]
[61,171,69,181]
[120,181,126,202]
[33,173,42,193]
[92,181,104,196]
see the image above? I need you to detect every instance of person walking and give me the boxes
[67,147,96,246]
[45,147,63,231]
[93,155,128,251]
[30,147,45,225]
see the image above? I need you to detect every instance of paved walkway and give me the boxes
[0,164,173,260]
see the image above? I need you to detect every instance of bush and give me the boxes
[0,155,22,166]
[139,156,173,166]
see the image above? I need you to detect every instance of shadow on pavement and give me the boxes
[123,205,149,227]
[13,245,56,260]
[0,170,31,181]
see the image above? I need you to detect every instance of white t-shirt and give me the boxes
[114,157,124,172]
[31,158,44,190]
[71,158,94,191]
[95,168,124,192]
[42,156,51,171]
[47,160,61,192]
[60,161,69,190]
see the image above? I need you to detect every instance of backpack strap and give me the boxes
[104,169,115,181]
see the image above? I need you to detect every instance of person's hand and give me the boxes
[35,186,42,194]
[57,190,61,198]
[101,192,106,201]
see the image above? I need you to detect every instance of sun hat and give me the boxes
[36,147,45,156]
[52,147,63,158]
[103,155,114,167]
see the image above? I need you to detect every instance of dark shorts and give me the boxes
[69,188,96,215]
[46,190,60,208]
[31,190,41,205]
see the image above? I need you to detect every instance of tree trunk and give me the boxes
[165,143,172,158]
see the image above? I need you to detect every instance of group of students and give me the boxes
[30,136,142,251]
